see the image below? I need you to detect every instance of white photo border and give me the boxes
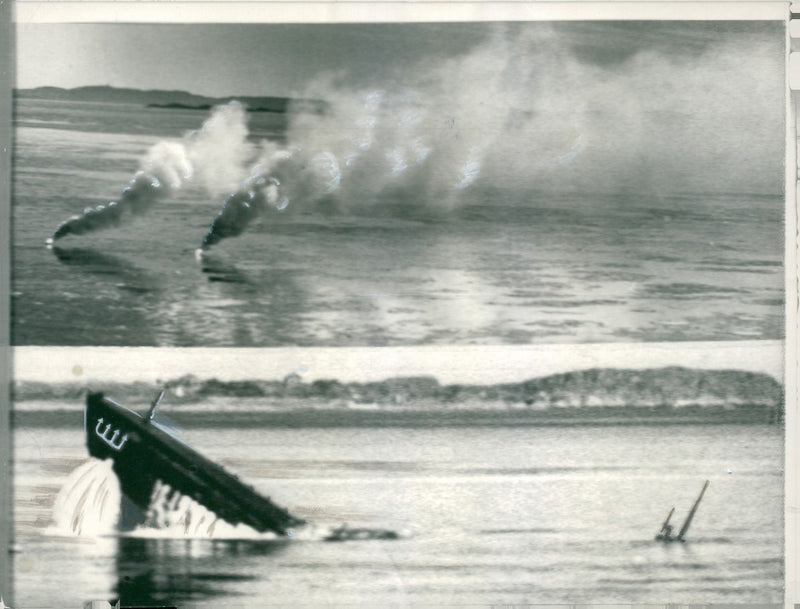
[3,2,795,608]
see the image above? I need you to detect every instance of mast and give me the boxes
[676,480,709,541]
[658,506,675,537]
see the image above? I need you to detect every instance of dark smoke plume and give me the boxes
[50,173,168,242]
[48,103,250,245]
[201,182,271,248]
[200,171,288,250]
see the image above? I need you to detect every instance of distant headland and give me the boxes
[14,85,328,114]
[12,367,785,428]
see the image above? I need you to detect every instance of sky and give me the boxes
[16,23,493,97]
[15,21,782,98]
[13,341,785,384]
[14,21,785,194]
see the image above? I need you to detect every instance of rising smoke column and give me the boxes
[48,102,253,244]
[200,174,286,248]
[197,29,555,250]
[200,145,337,250]
[49,142,192,243]
[203,21,732,250]
[199,87,450,250]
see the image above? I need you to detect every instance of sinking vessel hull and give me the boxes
[84,392,305,535]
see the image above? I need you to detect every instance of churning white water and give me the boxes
[51,458,121,536]
[50,460,296,540]
[137,480,270,539]
[49,459,364,544]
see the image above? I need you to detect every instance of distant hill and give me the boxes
[14,85,328,114]
[13,367,784,427]
[13,366,783,409]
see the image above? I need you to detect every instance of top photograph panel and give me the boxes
[11,21,785,347]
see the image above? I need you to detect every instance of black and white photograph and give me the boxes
[11,20,784,347]
[4,11,790,608]
[10,344,785,605]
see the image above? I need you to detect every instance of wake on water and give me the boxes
[50,458,398,543]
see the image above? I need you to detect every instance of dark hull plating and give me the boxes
[84,392,305,535]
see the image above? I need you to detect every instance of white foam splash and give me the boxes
[50,458,121,537]
[50,460,397,543]
[131,480,278,540]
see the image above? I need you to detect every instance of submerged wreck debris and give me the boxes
[84,391,305,535]
[655,480,709,543]
[323,524,400,542]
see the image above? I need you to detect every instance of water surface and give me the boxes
[12,99,784,346]
[13,410,783,606]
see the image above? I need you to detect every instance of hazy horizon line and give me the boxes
[12,341,784,385]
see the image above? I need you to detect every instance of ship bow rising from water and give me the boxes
[84,392,305,535]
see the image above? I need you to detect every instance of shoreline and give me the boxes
[12,404,783,428]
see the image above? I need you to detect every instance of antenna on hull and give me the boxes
[145,389,166,423]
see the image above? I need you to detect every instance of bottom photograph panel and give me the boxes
[11,343,784,606]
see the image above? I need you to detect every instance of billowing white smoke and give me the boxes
[50,102,253,242]
[52,23,781,248]
[186,102,255,195]
[200,26,595,248]
[253,21,780,207]
[139,141,193,190]
[258,26,573,209]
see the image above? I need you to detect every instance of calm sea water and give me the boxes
[13,410,782,606]
[11,99,784,346]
